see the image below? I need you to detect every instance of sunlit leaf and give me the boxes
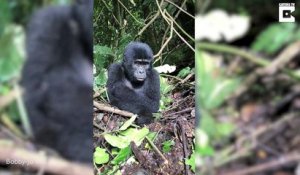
[185,151,195,172]
[93,147,109,164]
[119,115,137,131]
[111,146,131,165]
[103,134,129,149]
[104,127,149,149]
[162,140,175,153]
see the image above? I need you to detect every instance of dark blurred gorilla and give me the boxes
[21,0,93,163]
[107,42,160,125]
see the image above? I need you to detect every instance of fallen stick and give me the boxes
[93,101,134,117]
[178,121,190,175]
[0,142,93,175]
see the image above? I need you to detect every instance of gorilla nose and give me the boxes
[138,70,145,74]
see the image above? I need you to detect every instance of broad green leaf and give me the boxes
[120,127,149,146]
[104,127,149,149]
[119,115,137,131]
[103,134,129,149]
[162,140,175,153]
[111,146,131,165]
[93,147,109,164]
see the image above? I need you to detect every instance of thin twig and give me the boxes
[145,136,169,165]
[14,84,32,138]
[138,11,160,36]
[164,108,193,117]
[165,0,194,19]
[222,152,300,175]
[93,88,106,98]
[197,42,300,81]
[93,121,104,131]
[117,0,143,25]
[165,10,194,41]
[263,41,300,75]
[180,73,195,84]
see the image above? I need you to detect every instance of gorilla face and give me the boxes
[132,59,151,81]
[123,42,153,83]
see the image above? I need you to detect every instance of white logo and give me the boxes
[279,3,295,22]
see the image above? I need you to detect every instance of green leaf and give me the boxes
[146,132,157,141]
[104,127,149,149]
[111,146,132,165]
[119,115,137,131]
[103,134,129,149]
[195,129,214,157]
[93,71,107,90]
[185,152,195,172]
[0,25,25,83]
[217,122,235,137]
[159,77,174,110]
[177,67,191,78]
[93,147,109,164]
[120,127,149,146]
[251,23,297,54]
[200,110,235,140]
[196,51,240,110]
[162,140,175,153]
[205,78,240,109]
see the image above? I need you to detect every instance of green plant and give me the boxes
[251,23,300,55]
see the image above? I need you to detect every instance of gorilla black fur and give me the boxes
[21,0,93,163]
[107,42,160,125]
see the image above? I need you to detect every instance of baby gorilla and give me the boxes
[107,42,160,125]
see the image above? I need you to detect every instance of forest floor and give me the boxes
[93,80,195,175]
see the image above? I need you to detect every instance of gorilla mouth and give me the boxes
[137,78,145,81]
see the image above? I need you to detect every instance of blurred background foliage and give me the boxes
[0,0,71,137]
[196,1,300,174]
